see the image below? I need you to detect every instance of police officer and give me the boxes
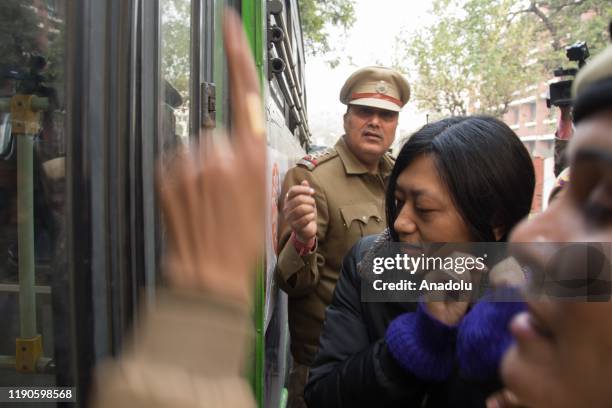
[275,66,410,408]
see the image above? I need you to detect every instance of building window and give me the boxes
[46,0,57,16]
[160,0,192,148]
[526,102,536,123]
[510,107,519,125]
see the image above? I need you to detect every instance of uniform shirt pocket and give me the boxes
[339,203,383,238]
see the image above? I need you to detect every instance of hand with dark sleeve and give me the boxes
[385,303,459,382]
[457,298,526,381]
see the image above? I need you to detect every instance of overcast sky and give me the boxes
[305,0,435,147]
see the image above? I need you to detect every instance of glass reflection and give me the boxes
[161,0,192,160]
[0,0,70,396]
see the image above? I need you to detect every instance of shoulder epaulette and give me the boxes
[296,147,337,171]
[384,152,396,165]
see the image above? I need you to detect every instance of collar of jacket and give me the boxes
[335,136,394,177]
[357,228,392,279]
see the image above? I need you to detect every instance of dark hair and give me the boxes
[385,116,535,242]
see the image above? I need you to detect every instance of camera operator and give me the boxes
[548,41,589,176]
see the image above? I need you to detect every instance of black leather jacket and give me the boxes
[304,236,501,408]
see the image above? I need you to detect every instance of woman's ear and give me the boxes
[490,211,507,241]
[493,225,506,241]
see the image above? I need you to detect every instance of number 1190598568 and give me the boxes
[2,387,76,402]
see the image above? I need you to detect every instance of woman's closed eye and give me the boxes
[414,205,440,221]
[414,198,439,215]
[415,206,436,213]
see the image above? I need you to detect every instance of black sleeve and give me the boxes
[304,240,429,408]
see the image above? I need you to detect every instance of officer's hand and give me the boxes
[284,180,317,244]
[158,9,265,304]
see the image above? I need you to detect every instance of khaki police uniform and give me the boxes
[277,137,394,359]
[277,138,393,407]
[276,65,410,408]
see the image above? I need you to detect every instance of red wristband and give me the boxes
[291,232,316,256]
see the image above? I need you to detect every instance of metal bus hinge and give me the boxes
[201,82,216,129]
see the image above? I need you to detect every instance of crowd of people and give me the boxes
[92,10,612,408]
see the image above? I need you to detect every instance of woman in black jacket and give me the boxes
[304,116,535,408]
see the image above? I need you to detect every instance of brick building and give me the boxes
[502,81,558,213]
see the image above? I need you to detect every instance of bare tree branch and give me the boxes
[549,0,587,16]
[528,1,562,50]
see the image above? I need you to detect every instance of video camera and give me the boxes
[547,41,589,108]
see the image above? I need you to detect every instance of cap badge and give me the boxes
[375,81,388,94]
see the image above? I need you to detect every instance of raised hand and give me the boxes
[283,180,317,244]
[157,8,265,304]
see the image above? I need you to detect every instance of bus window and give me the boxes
[160,0,193,161]
[0,0,73,396]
